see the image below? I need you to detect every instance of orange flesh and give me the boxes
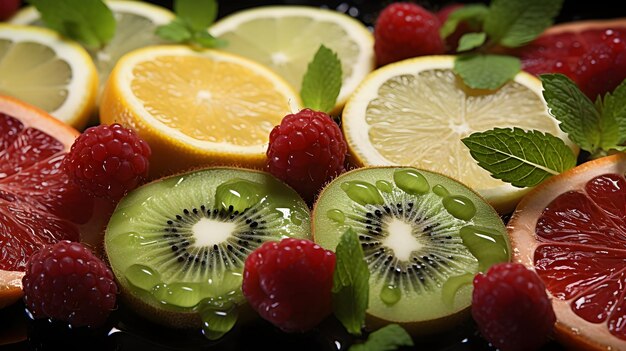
[130,56,292,146]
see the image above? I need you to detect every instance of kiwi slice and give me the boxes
[312,167,509,334]
[105,167,310,339]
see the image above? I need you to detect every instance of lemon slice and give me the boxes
[342,55,576,214]
[0,24,98,129]
[100,45,301,178]
[210,6,375,114]
[10,1,174,97]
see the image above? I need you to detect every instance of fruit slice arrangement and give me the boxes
[509,154,626,350]
[313,167,509,334]
[104,167,311,339]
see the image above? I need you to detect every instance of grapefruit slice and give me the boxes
[508,153,626,350]
[515,18,626,100]
[0,95,104,309]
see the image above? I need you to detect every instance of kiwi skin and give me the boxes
[104,166,311,331]
[312,166,508,335]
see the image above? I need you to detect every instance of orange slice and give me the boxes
[509,153,626,350]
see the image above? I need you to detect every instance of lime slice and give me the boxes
[0,24,98,129]
[342,55,577,213]
[11,0,174,96]
[210,6,375,113]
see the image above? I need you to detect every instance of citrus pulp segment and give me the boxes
[0,25,98,129]
[341,55,575,214]
[209,6,375,113]
[508,153,626,351]
[312,166,509,334]
[10,1,175,99]
[0,95,98,308]
[99,46,301,178]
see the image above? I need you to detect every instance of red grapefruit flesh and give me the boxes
[0,95,106,309]
[515,18,626,100]
[509,153,626,351]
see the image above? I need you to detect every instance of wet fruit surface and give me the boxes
[3,1,624,350]
[0,113,92,272]
[534,173,626,341]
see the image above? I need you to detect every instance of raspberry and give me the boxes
[64,123,151,201]
[266,109,347,203]
[374,2,445,66]
[242,238,336,333]
[472,263,556,351]
[21,240,118,328]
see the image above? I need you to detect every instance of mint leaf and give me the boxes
[332,228,370,336]
[602,78,626,146]
[540,74,605,153]
[440,4,489,39]
[457,32,486,52]
[175,0,218,32]
[156,0,224,48]
[155,18,192,42]
[462,128,576,187]
[192,31,227,48]
[454,54,520,90]
[484,0,563,47]
[301,45,343,113]
[28,0,115,48]
[349,324,413,351]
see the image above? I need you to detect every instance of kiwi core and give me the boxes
[193,219,236,247]
[382,218,422,261]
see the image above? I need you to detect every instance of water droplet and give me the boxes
[125,264,160,292]
[198,298,239,340]
[379,284,401,306]
[441,273,474,306]
[460,225,509,271]
[442,195,476,221]
[375,180,393,193]
[215,178,264,213]
[327,209,345,224]
[432,184,449,197]
[340,180,384,206]
[393,169,429,195]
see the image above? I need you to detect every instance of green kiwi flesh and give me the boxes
[105,167,310,339]
[312,167,509,333]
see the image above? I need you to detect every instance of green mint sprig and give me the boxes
[27,0,116,49]
[541,73,626,157]
[442,0,563,89]
[349,324,414,351]
[462,128,577,187]
[332,228,370,336]
[301,45,343,114]
[156,0,225,48]
[463,75,626,187]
